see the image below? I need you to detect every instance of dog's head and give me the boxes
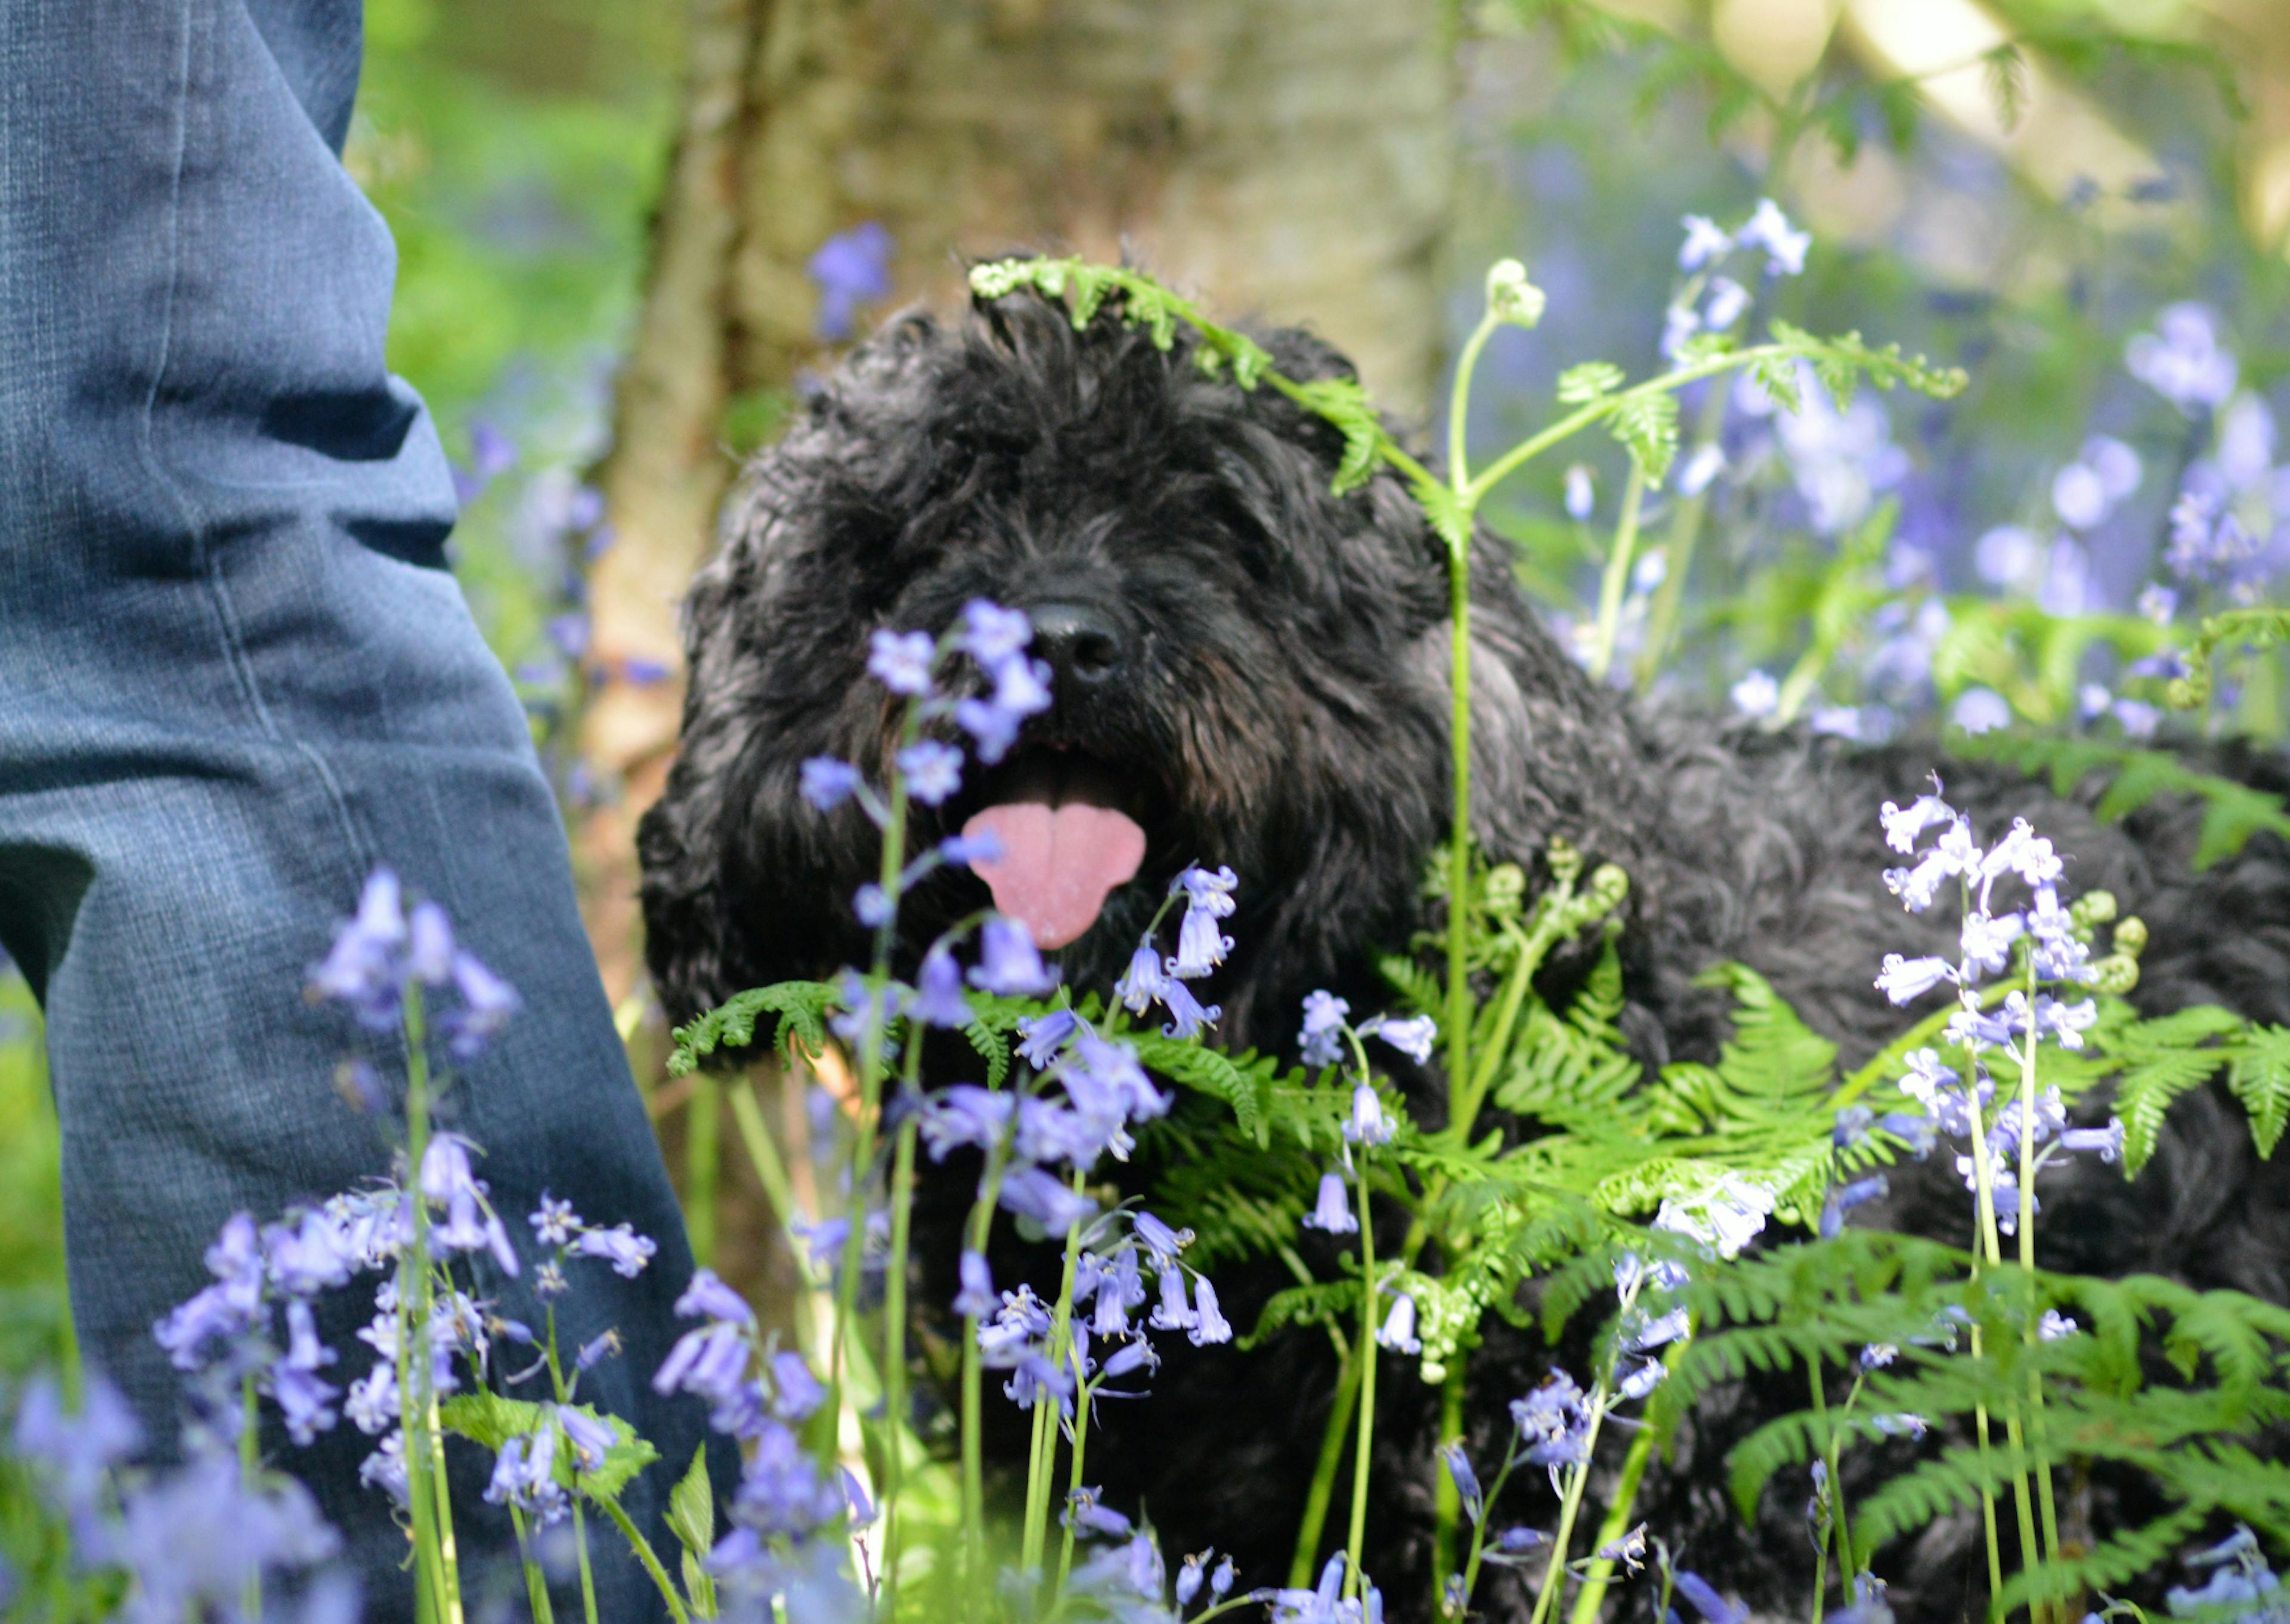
[639,291,1653,1043]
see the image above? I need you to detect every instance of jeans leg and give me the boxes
[0,3,725,1614]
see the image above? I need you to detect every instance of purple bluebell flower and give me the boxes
[653,1319,752,1410]
[557,1405,615,1474]
[954,652,1053,763]
[1678,214,1732,271]
[406,901,456,986]
[1345,1082,1394,1147]
[1616,1356,1667,1399]
[15,1371,141,1525]
[113,1452,344,1616]
[575,1331,621,1372]
[852,884,893,928]
[577,1228,659,1282]
[443,948,521,1060]
[360,1429,410,1504]
[1819,1174,1889,1239]
[1212,1554,1237,1599]
[800,757,862,811]
[2059,1119,2125,1162]
[1672,1571,1749,1624]
[958,600,1032,666]
[939,829,1003,869]
[1177,1551,1211,1606]
[344,1363,398,1437]
[270,1298,341,1445]
[1363,1013,1435,1064]
[1440,1442,1483,1523]
[486,1418,571,1525]
[307,869,409,1030]
[808,222,893,342]
[1376,1293,1421,1355]
[1271,1552,1349,1624]
[1015,1008,1076,1067]
[674,1267,753,1325]
[1874,953,1954,1006]
[1564,464,1594,520]
[1150,1265,1195,1333]
[1169,865,1239,977]
[910,943,973,1028]
[1702,275,1750,331]
[530,1194,580,1248]
[1159,977,1221,1040]
[998,1166,1097,1232]
[1676,441,1726,498]
[897,740,963,806]
[867,629,936,697]
[1661,303,1701,363]
[1062,1486,1135,1538]
[1299,990,1350,1068]
[1113,937,1174,1015]
[153,1212,265,1371]
[262,1208,357,1298]
[1132,1210,1190,1267]
[1004,1352,1077,1414]
[1100,1337,1159,1381]
[769,1350,826,1422]
[920,1085,1013,1161]
[954,1251,997,1319]
[1070,1033,1169,1125]
[1737,198,1810,275]
[2126,303,2237,413]
[968,915,1056,996]
[1190,1275,1234,1346]
[734,1421,850,1538]
[1302,1171,1358,1234]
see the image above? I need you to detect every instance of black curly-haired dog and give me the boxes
[636,287,2290,1620]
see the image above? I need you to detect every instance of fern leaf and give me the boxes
[1129,1034,1275,1147]
[667,981,838,1076]
[2228,1025,2290,1159]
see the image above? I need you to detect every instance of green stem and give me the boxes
[2016,960,2062,1598]
[510,1506,557,1624]
[685,1074,720,1270]
[1635,382,1730,687]
[571,1499,601,1624]
[726,1078,820,1355]
[959,1147,1011,1582]
[1458,1447,1522,1613]
[398,986,453,1624]
[1431,1365,1466,1612]
[1344,1161,1379,1603]
[1449,312,1499,491]
[880,1112,920,1616]
[1525,1387,1613,1624]
[1291,1342,1366,1586]
[428,1393,466,1624]
[1565,1379,1676,1624]
[241,1372,261,1623]
[1586,464,1647,685]
[1057,1380,1094,1598]
[1022,1174,1087,1579]
[1445,514,1475,1117]
[601,1495,694,1624]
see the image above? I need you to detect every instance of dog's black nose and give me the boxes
[1027,602,1125,687]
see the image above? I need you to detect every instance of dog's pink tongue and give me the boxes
[964,801,1146,950]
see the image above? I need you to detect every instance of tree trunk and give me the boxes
[577,0,1459,1005]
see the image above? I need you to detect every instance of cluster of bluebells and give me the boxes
[647,1267,869,1606]
[1112,864,1239,1040]
[2155,1525,2290,1624]
[11,1372,354,1624]
[1666,199,1809,365]
[1862,785,2124,1234]
[305,869,519,1061]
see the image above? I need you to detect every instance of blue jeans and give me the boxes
[0,2,721,1612]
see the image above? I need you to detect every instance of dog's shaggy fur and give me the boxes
[638,292,2290,1619]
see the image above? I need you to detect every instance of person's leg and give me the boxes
[0,2,719,1613]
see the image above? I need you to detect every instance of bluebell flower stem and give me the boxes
[1525,1384,1611,1624]
[1056,1379,1094,1597]
[1566,1398,1670,1624]
[2016,960,2063,1597]
[1345,1159,1379,1604]
[240,1371,261,1622]
[684,1073,720,1269]
[1961,1027,2023,1623]
[570,1500,601,1624]
[1021,1173,1087,1582]
[1445,512,1475,1115]
[1289,1338,1365,1586]
[1586,464,1647,686]
[879,1109,920,1617]
[509,1506,556,1624]
[426,1393,468,1624]
[1456,1440,1522,1611]
[1431,1365,1466,1608]
[398,985,457,1624]
[958,1144,1011,1585]
[726,1076,820,1355]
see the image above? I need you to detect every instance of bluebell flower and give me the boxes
[575,1330,621,1372]
[1299,990,1350,1068]
[577,1228,659,1282]
[954,653,1053,764]
[1819,1174,1888,1239]
[1150,1265,1195,1333]
[271,1298,341,1446]
[530,1194,579,1248]
[1099,1337,1159,1381]
[897,739,963,807]
[1678,213,1732,271]
[1832,1104,1875,1149]
[920,1085,1014,1161]
[652,1320,754,1422]
[800,757,862,812]
[1624,1304,1692,1355]
[1015,1008,1076,1067]
[1564,464,1595,520]
[1672,1570,1749,1624]
[958,600,1032,667]
[1271,1552,1350,1624]
[1616,1356,1666,1400]
[1439,1442,1483,1523]
[1676,441,1727,498]
[1160,977,1221,1040]
[830,969,906,1053]
[360,1429,410,1504]
[1004,1352,1077,1414]
[153,1212,265,1371]
[1302,1171,1358,1235]
[734,1421,849,1538]
[1016,1096,1107,1168]
[939,830,1003,870]
[1113,937,1174,1015]
[999,1166,1097,1232]
[113,1451,344,1617]
[443,949,521,1061]
[2126,303,2238,414]
[910,943,973,1028]
[1702,275,1750,331]
[867,629,937,697]
[1093,1257,1141,1337]
[406,901,456,987]
[1177,1551,1210,1606]
[1212,1553,1237,1599]
[1363,1013,1435,1064]
[845,884,892,929]
[670,1268,749,1327]
[1874,953,1954,1006]
[344,1363,398,1437]
[770,1350,827,1422]
[807,222,893,343]
[1169,864,1239,977]
[1483,1526,1550,1567]
[1737,198,1810,275]
[969,915,1057,995]
[485,1418,571,1526]
[557,1405,615,1474]
[1345,1082,1394,1147]
[1062,1487,1135,1538]
[307,869,409,1030]
[1132,1211,1192,1268]
[1660,302,1701,365]
[1190,1275,1234,1346]
[14,1371,141,1528]
[1595,1524,1650,1573]
[1072,1530,1165,1603]
[262,1208,358,1298]
[1070,1033,1169,1124]
[1376,1293,1421,1355]
[2059,1120,2125,1163]
[952,1251,997,1320]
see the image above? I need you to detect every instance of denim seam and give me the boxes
[135,0,376,890]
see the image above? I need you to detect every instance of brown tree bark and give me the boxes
[578,0,1460,1003]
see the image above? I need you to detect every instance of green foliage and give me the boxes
[1949,730,2290,870]
[667,1448,719,1620]
[438,1390,661,1503]
[666,981,839,1076]
[2168,610,2290,713]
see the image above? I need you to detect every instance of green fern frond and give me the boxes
[2227,1025,2290,1160]
[666,981,838,1076]
[1949,730,2290,869]
[2167,608,2290,712]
